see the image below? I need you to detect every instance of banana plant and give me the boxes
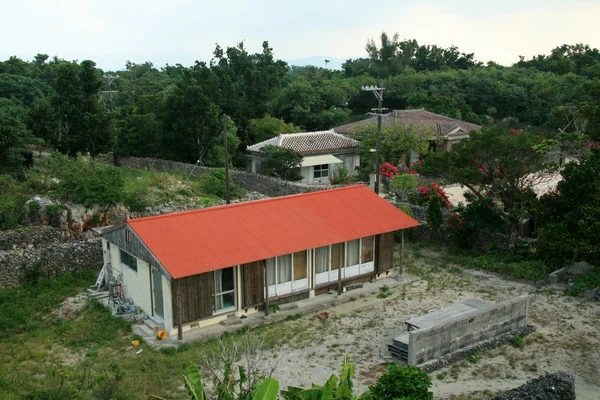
[282,355,371,400]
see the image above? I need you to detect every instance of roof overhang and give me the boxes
[301,154,343,167]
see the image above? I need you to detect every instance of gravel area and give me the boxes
[264,248,600,400]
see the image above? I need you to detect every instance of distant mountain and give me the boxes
[283,56,351,70]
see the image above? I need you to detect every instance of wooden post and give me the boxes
[374,234,379,275]
[337,246,342,295]
[264,261,269,316]
[399,230,405,275]
[224,113,230,205]
[177,283,183,341]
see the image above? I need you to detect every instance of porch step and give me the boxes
[221,314,242,326]
[135,324,155,337]
[144,316,165,331]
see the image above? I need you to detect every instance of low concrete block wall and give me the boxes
[408,295,529,365]
[492,372,575,400]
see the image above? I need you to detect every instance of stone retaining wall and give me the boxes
[0,225,64,251]
[492,371,575,400]
[0,238,102,288]
[116,156,360,198]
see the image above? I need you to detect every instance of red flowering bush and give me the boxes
[417,182,451,209]
[379,162,399,178]
[407,160,423,175]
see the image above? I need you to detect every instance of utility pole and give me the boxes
[223,114,230,204]
[103,74,120,166]
[361,83,386,194]
[102,74,119,112]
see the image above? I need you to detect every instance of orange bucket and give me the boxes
[157,330,167,340]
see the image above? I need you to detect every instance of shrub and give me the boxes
[511,336,525,349]
[260,145,303,181]
[55,157,124,206]
[379,162,399,179]
[417,182,450,209]
[199,168,244,199]
[426,196,444,229]
[123,185,152,212]
[370,364,433,400]
[329,164,356,184]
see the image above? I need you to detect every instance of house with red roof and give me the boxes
[247,130,361,184]
[101,185,419,336]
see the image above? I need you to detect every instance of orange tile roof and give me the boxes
[127,185,419,279]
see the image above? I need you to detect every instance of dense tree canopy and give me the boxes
[1,36,599,175]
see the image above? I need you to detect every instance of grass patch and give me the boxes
[447,249,552,281]
[511,336,525,349]
[565,269,600,296]
[376,285,392,299]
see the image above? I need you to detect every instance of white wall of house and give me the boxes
[103,239,169,328]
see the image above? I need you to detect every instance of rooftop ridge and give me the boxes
[127,185,365,225]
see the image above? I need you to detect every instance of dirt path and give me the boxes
[267,250,600,399]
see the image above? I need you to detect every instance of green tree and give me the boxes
[27,61,112,156]
[248,115,301,144]
[161,65,223,164]
[353,122,432,168]
[0,98,42,171]
[419,126,548,252]
[537,150,600,263]
[392,173,419,202]
[426,196,444,229]
[259,145,303,181]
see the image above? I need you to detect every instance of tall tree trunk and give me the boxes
[508,222,518,255]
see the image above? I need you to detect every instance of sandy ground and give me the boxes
[265,250,600,400]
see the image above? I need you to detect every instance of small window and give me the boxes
[106,242,110,250]
[120,249,138,272]
[125,229,131,242]
[313,164,329,179]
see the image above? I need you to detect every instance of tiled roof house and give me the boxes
[247,130,361,184]
[334,109,482,151]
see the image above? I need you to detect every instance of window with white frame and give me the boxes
[266,252,308,295]
[313,164,329,179]
[214,267,235,312]
[315,246,329,274]
[346,239,360,267]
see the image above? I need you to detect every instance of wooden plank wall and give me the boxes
[172,272,214,325]
[103,225,169,277]
[242,260,264,308]
[376,231,395,273]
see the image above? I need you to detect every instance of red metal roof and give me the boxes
[127,185,419,279]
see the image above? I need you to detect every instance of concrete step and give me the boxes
[147,315,165,331]
[135,323,155,337]
[144,318,159,331]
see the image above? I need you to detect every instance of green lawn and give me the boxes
[0,271,290,399]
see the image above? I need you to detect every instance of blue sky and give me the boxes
[1,0,599,70]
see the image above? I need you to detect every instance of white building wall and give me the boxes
[106,243,152,317]
[162,277,173,333]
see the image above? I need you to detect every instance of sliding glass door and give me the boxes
[214,267,235,312]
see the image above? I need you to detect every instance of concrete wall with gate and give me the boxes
[408,294,529,365]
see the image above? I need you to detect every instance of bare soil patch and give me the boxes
[267,248,600,400]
